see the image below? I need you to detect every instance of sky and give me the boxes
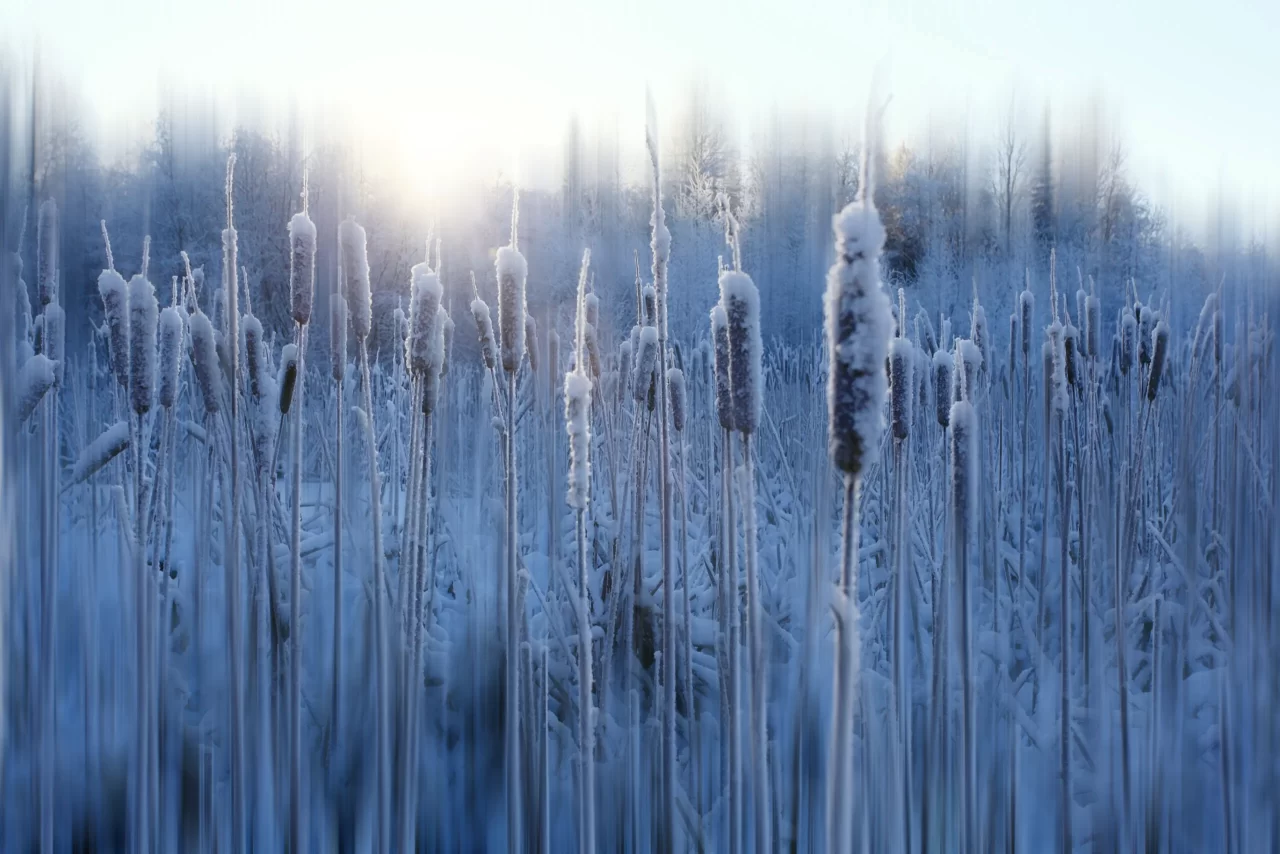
[4,0,1278,240]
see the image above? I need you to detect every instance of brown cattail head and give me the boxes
[289,212,317,326]
[278,343,298,414]
[889,337,913,440]
[1064,319,1080,390]
[158,305,183,407]
[37,199,58,307]
[1019,286,1034,358]
[720,270,762,435]
[1147,319,1170,401]
[933,349,952,428]
[331,294,348,382]
[711,303,734,431]
[128,274,158,415]
[668,367,687,432]
[525,314,539,374]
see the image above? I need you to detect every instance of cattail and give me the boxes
[496,242,528,375]
[37,199,57,306]
[955,338,982,401]
[129,274,158,415]
[421,305,448,416]
[618,339,633,397]
[1137,303,1153,365]
[407,263,443,376]
[13,254,33,364]
[525,315,539,373]
[633,325,659,403]
[1075,287,1087,342]
[584,323,602,379]
[1064,319,1080,390]
[100,269,131,389]
[1019,288,1034,357]
[471,296,497,372]
[157,306,183,407]
[1120,310,1136,375]
[331,294,348,381]
[824,198,892,475]
[340,217,373,341]
[17,354,57,422]
[1008,312,1019,377]
[289,211,317,326]
[642,285,657,325]
[711,303,734,430]
[68,420,130,485]
[242,314,267,400]
[1212,307,1223,365]
[1192,292,1218,362]
[950,399,977,535]
[970,301,989,370]
[1146,319,1170,401]
[43,303,64,386]
[278,343,299,414]
[585,292,600,330]
[721,270,762,435]
[1046,320,1067,413]
[440,311,455,377]
[888,337,913,440]
[1108,334,1122,393]
[1085,293,1101,359]
[668,367,687,432]
[189,310,222,413]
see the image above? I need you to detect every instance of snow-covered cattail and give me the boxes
[496,242,528,374]
[471,295,497,372]
[584,323,602,379]
[340,217,372,341]
[68,420,130,485]
[565,371,592,509]
[1137,303,1153,366]
[1063,318,1080,391]
[1192,292,1219,363]
[331,294,348,381]
[189,310,222,413]
[18,354,57,421]
[970,300,989,370]
[1008,313,1018,377]
[585,293,600,330]
[1085,292,1101,359]
[13,254,33,362]
[1212,306,1223,366]
[278,343,298,414]
[618,339,633,396]
[100,269,131,389]
[37,199,58,306]
[633,325,659,403]
[955,338,982,401]
[711,303,734,431]
[824,199,891,475]
[1019,288,1034,358]
[1146,319,1170,402]
[242,314,267,400]
[888,337,913,440]
[43,302,64,386]
[129,274,158,415]
[1046,320,1066,413]
[407,263,443,377]
[642,285,656,326]
[949,399,977,536]
[157,306,183,407]
[933,351,952,428]
[668,367,687,432]
[1120,310,1136,375]
[289,211,317,326]
[721,270,762,435]
[525,315,539,373]
[440,311,455,377]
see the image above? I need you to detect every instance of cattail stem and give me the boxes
[723,426,742,854]
[575,507,595,854]
[289,323,307,854]
[827,475,860,854]
[505,367,523,854]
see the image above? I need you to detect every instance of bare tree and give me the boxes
[992,98,1027,255]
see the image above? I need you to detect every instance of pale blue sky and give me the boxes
[5,0,1278,238]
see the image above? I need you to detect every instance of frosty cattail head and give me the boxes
[1046,320,1066,413]
[1085,293,1101,359]
[43,303,65,386]
[668,367,687,432]
[525,314,539,373]
[157,306,183,407]
[1212,308,1223,365]
[1075,288,1087,341]
[564,371,593,509]
[289,211,317,325]
[633,325,659,403]
[1063,319,1080,391]
[970,302,989,371]
[933,343,953,429]
[440,310,455,377]
[1147,319,1170,402]
[1192,292,1218,363]
[721,269,762,435]
[471,296,497,372]
[69,421,130,485]
[128,274,158,415]
[641,285,656,326]
[949,399,977,539]
[585,293,600,330]
[1120,310,1136,375]
[188,309,222,413]
[711,303,734,431]
[331,294,348,382]
[14,271,34,368]
[407,263,443,377]
[888,337,914,440]
[339,217,372,340]
[1019,288,1034,357]
[824,199,891,475]
[496,243,528,374]
[241,313,268,401]
[955,337,982,401]
[1137,303,1154,365]
[17,354,57,422]
[99,269,131,389]
[278,343,298,414]
[37,199,58,306]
